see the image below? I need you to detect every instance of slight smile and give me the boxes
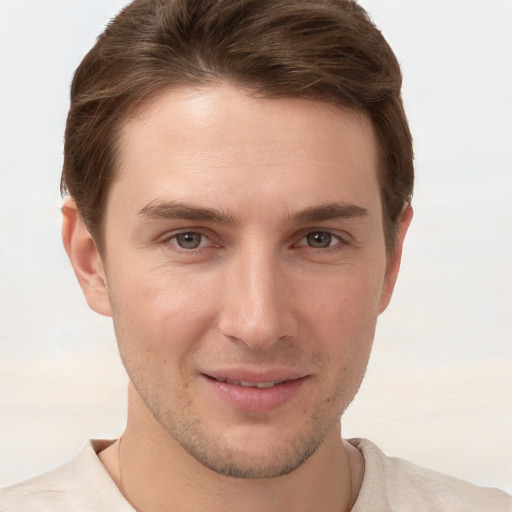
[208,377,289,389]
[202,373,308,412]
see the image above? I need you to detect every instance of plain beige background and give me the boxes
[0,0,511,492]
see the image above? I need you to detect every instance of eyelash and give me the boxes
[295,231,344,250]
[160,231,214,251]
[160,229,349,254]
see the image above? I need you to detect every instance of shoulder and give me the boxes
[1,461,78,512]
[349,438,512,512]
[0,440,132,512]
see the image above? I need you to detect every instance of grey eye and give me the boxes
[174,232,204,249]
[306,232,333,248]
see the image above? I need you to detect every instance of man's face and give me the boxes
[96,84,406,478]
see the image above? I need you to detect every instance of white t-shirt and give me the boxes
[1,438,510,511]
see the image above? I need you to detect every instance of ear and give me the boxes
[378,205,413,314]
[61,198,112,317]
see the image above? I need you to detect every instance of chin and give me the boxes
[161,414,340,480]
[184,432,322,479]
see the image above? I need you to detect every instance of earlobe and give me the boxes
[61,198,112,317]
[378,206,413,314]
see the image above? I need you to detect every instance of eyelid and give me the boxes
[299,232,341,248]
[293,228,351,247]
[159,229,218,251]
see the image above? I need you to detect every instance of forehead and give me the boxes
[111,84,381,221]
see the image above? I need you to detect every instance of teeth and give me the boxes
[254,381,276,389]
[214,378,285,388]
[241,380,276,389]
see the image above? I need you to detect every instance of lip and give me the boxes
[201,369,308,413]
[205,368,306,383]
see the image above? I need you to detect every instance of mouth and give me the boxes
[209,377,289,389]
[203,373,306,412]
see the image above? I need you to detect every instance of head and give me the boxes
[61,0,414,480]
[61,0,413,258]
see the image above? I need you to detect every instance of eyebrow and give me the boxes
[290,202,370,223]
[137,200,369,225]
[137,201,239,225]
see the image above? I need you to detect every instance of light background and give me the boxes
[0,0,511,493]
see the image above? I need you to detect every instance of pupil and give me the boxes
[177,232,201,249]
[308,232,331,248]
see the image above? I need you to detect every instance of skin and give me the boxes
[62,84,412,512]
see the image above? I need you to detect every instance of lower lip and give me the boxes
[202,376,307,413]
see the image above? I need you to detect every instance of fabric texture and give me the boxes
[1,438,510,511]
[349,439,511,512]
[0,440,133,512]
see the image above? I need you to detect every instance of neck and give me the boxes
[100,389,363,512]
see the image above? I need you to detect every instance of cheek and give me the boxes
[107,262,220,362]
[293,267,382,388]
[297,265,384,337]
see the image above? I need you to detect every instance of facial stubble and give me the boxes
[125,356,368,480]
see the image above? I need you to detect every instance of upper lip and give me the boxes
[203,368,307,384]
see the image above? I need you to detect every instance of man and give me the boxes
[1,0,510,510]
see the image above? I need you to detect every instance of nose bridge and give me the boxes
[219,241,291,349]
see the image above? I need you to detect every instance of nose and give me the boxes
[218,246,297,351]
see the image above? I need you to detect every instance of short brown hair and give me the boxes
[61,0,413,255]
